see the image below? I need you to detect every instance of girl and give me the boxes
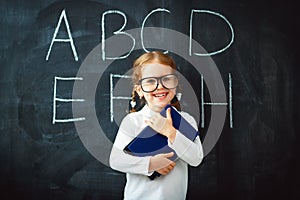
[109,51,203,200]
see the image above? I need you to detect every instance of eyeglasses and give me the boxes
[139,74,179,93]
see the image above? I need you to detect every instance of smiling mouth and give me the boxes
[153,92,168,98]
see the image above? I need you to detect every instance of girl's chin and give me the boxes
[154,96,174,106]
[149,102,169,111]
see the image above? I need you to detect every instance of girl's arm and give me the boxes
[146,109,203,167]
[168,113,203,166]
[109,115,153,176]
[110,114,176,176]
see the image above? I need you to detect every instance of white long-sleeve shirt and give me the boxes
[109,105,203,200]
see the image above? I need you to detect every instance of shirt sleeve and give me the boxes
[168,112,203,167]
[109,114,153,176]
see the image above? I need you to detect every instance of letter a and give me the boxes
[46,9,78,61]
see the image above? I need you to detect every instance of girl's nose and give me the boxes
[157,80,164,89]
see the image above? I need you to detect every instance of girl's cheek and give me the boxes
[169,89,176,98]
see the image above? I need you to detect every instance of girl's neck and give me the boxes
[147,103,168,113]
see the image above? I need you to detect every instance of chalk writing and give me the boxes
[141,8,170,54]
[189,9,234,56]
[53,76,85,124]
[46,8,235,127]
[100,8,234,60]
[110,74,131,122]
[46,9,234,61]
[46,9,78,61]
[101,10,136,61]
[201,73,233,128]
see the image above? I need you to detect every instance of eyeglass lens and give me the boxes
[140,74,178,92]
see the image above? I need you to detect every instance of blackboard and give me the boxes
[1,0,299,199]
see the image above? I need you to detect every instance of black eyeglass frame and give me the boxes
[138,74,179,93]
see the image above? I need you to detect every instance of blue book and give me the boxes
[124,105,199,180]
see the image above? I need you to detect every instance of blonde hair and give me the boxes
[129,51,181,112]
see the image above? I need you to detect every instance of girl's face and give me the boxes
[136,62,177,112]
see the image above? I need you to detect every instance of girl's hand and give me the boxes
[145,108,176,143]
[149,152,176,175]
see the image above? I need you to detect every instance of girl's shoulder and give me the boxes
[120,110,143,124]
[179,110,193,118]
[178,110,198,126]
[126,109,144,118]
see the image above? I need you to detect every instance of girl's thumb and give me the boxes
[166,108,172,120]
[164,152,174,158]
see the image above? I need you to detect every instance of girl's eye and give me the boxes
[144,79,156,84]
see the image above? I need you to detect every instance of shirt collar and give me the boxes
[140,104,158,118]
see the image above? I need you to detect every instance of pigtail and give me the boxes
[171,94,181,111]
[129,90,137,112]
[129,90,146,113]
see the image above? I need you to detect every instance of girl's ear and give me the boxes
[135,85,144,98]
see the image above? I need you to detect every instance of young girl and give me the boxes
[109,51,203,200]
